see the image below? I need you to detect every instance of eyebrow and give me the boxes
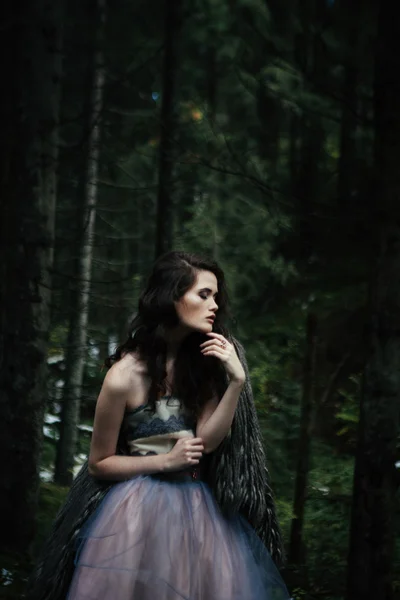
[199,287,218,296]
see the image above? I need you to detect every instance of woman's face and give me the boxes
[175,270,219,333]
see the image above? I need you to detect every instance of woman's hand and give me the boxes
[163,437,204,472]
[200,332,246,384]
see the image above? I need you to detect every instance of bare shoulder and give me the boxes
[103,352,144,394]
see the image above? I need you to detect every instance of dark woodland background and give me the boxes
[0,0,399,598]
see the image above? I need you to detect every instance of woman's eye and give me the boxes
[199,294,208,300]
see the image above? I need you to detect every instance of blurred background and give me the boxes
[0,0,399,598]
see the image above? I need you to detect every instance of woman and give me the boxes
[28,251,290,600]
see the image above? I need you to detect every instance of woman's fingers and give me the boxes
[206,332,228,342]
[189,451,203,459]
[200,340,221,348]
[200,338,229,349]
[188,437,203,444]
[186,437,203,445]
[187,447,204,455]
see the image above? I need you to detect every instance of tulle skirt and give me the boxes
[67,472,290,600]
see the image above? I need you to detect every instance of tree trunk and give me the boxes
[337,0,361,209]
[54,0,105,486]
[288,313,318,566]
[0,0,63,552]
[291,0,326,261]
[155,0,182,258]
[346,3,400,599]
[256,79,281,177]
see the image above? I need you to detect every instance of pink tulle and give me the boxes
[67,475,289,600]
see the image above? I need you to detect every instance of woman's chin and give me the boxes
[190,322,213,334]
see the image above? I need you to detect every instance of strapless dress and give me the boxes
[67,396,290,600]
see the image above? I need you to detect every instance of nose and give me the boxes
[210,298,218,311]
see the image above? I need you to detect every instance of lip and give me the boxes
[206,317,215,323]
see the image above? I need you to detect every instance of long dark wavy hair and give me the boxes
[106,251,231,417]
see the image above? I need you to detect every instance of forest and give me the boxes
[0,0,399,598]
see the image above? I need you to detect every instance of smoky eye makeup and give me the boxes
[198,287,218,298]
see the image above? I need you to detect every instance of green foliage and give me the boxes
[36,1,399,598]
[301,442,353,597]
[0,483,69,598]
[335,376,360,447]
[33,483,69,553]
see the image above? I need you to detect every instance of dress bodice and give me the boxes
[121,396,196,456]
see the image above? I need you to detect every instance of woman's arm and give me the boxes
[88,366,168,480]
[196,332,246,453]
[196,380,244,454]
[90,454,168,481]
